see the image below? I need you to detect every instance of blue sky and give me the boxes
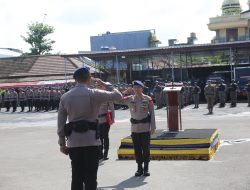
[0,0,248,55]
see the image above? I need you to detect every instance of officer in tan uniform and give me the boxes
[3,89,11,112]
[123,80,156,177]
[26,88,34,112]
[18,89,27,112]
[0,90,2,111]
[9,88,18,112]
[96,82,115,160]
[204,80,216,114]
[57,67,122,190]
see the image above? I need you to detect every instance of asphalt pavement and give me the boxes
[0,103,250,190]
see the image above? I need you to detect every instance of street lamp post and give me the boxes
[116,55,120,84]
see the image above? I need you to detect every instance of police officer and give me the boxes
[26,88,34,112]
[192,82,201,108]
[153,81,162,109]
[229,79,239,107]
[4,89,11,112]
[245,80,250,107]
[18,89,27,112]
[96,82,115,160]
[54,89,62,111]
[0,90,2,111]
[44,88,50,111]
[57,67,122,190]
[10,88,18,112]
[204,80,216,114]
[123,80,156,177]
[217,80,227,107]
[33,88,41,111]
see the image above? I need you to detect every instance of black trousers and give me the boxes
[27,99,33,110]
[131,132,150,164]
[99,122,110,154]
[5,101,10,111]
[11,101,17,112]
[19,101,26,111]
[69,146,99,190]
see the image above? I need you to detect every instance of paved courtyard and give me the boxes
[0,103,250,190]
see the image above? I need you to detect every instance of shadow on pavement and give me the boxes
[98,176,147,190]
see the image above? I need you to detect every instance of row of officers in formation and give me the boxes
[1,79,250,114]
[151,79,250,113]
[0,87,67,112]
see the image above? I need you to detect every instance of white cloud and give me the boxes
[0,0,249,54]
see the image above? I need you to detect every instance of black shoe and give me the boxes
[135,169,143,176]
[103,157,109,160]
[103,150,109,160]
[99,152,104,160]
[143,163,150,176]
[135,164,143,177]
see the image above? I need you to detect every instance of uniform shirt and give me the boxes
[124,94,156,133]
[218,84,226,92]
[98,101,115,124]
[229,83,238,92]
[245,84,250,92]
[33,90,41,100]
[204,85,216,97]
[4,92,11,102]
[192,86,201,94]
[26,90,34,100]
[19,91,26,101]
[9,91,18,102]
[57,83,122,147]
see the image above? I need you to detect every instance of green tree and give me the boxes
[21,22,55,55]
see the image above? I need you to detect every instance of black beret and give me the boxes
[73,67,90,79]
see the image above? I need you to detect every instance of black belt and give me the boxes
[98,113,107,118]
[64,119,99,138]
[130,115,150,124]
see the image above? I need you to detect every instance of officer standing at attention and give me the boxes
[123,80,156,177]
[217,80,227,107]
[10,88,18,112]
[4,89,11,112]
[204,80,216,114]
[57,67,122,190]
[18,89,27,112]
[153,81,162,109]
[229,79,239,107]
[96,82,115,160]
[26,88,34,112]
[0,90,2,111]
[245,80,250,107]
[192,82,201,108]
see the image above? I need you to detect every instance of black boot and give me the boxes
[103,150,109,160]
[135,163,143,176]
[143,162,150,176]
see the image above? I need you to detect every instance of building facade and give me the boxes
[90,29,160,51]
[208,0,250,43]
